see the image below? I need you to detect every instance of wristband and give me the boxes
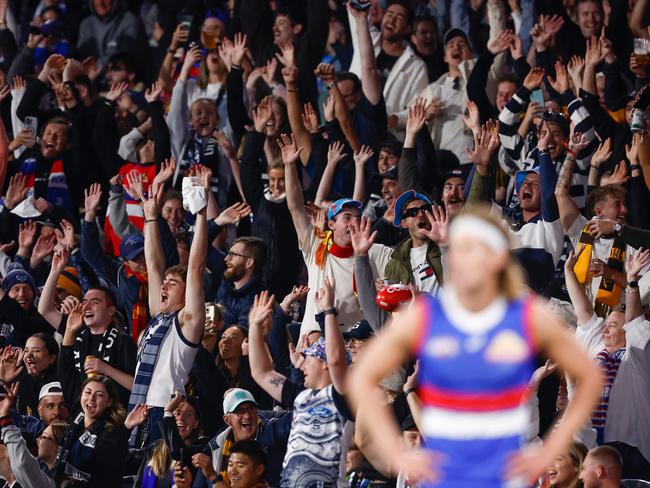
[231,63,242,70]
[404,388,417,397]
[326,82,336,90]
[145,218,158,223]
[166,48,175,54]
[630,164,640,171]
[539,148,550,155]
[590,165,600,170]
[562,142,576,157]
[323,308,338,316]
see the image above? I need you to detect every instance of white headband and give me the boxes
[449,215,509,254]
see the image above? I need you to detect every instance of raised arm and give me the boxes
[279,133,310,243]
[353,146,373,203]
[315,141,347,207]
[142,180,166,316]
[624,248,649,323]
[563,247,595,325]
[248,291,286,403]
[347,4,381,105]
[178,169,208,344]
[554,151,580,233]
[316,277,347,394]
[37,248,69,329]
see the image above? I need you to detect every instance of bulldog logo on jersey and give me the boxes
[484,330,529,363]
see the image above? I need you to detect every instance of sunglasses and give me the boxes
[402,204,432,219]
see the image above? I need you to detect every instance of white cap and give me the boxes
[39,382,64,402]
[223,388,257,414]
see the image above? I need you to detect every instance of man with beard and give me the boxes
[348,0,428,138]
[384,191,444,293]
[216,237,266,328]
[196,388,291,487]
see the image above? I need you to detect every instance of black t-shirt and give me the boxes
[376,50,399,83]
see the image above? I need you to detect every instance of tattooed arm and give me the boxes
[555,154,580,233]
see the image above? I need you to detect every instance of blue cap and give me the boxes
[119,233,145,261]
[514,168,540,194]
[393,190,432,227]
[2,266,36,294]
[326,198,363,221]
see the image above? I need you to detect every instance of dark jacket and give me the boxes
[240,131,302,299]
[215,274,265,328]
[0,297,54,349]
[384,238,443,286]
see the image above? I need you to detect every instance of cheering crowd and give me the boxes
[0,0,649,486]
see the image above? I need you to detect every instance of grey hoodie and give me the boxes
[77,0,144,66]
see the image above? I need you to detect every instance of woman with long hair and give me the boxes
[130,392,210,487]
[54,375,127,487]
[348,207,603,487]
[542,442,589,488]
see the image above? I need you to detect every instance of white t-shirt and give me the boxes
[299,225,392,336]
[410,244,439,294]
[136,313,199,407]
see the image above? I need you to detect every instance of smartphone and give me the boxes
[530,89,545,107]
[24,116,38,137]
[179,14,193,32]
[349,0,371,10]
[205,303,216,324]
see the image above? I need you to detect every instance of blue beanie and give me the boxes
[2,266,37,294]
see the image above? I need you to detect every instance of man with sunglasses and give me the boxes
[216,237,267,328]
[384,190,444,293]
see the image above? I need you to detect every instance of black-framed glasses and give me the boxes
[227,250,251,260]
[402,204,432,219]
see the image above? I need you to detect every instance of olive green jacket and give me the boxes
[384,237,444,286]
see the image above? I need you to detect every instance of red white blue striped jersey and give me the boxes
[413,289,537,487]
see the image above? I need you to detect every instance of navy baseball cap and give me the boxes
[394,190,433,227]
[515,168,540,194]
[443,27,469,46]
[343,320,374,340]
[327,198,363,220]
[119,233,145,260]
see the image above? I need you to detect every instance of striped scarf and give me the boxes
[128,312,176,412]
[592,347,625,442]
[123,265,148,341]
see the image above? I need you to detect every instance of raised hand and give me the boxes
[487,29,514,55]
[0,382,19,418]
[547,61,569,93]
[466,123,500,173]
[4,173,28,210]
[585,36,605,67]
[231,32,248,67]
[625,248,650,281]
[280,285,310,312]
[152,157,177,191]
[125,170,146,201]
[322,91,336,122]
[591,137,612,168]
[564,245,585,272]
[281,65,300,86]
[0,347,24,383]
[422,205,448,245]
[605,161,629,186]
[275,40,296,67]
[0,84,9,103]
[301,102,319,133]
[261,57,278,87]
[249,291,275,329]
[62,58,85,83]
[567,131,590,155]
[349,217,377,256]
[105,81,129,102]
[18,220,37,251]
[278,133,303,165]
[314,63,336,84]
[599,27,615,63]
[509,32,524,60]
[253,96,273,133]
[170,24,190,51]
[424,97,445,121]
[314,276,336,310]
[463,100,480,133]
[327,141,347,166]
[406,98,428,137]
[142,180,164,221]
[308,206,327,231]
[353,145,374,168]
[215,202,252,226]
[124,404,148,430]
[214,130,236,159]
[82,56,103,81]
[84,183,102,221]
[11,75,26,91]
[31,232,57,265]
[523,67,545,91]
[40,54,66,80]
[289,334,308,368]
[625,132,643,164]
[529,359,558,391]
[181,44,203,75]
[51,247,71,274]
[530,14,563,51]
[144,80,163,103]
[218,37,234,71]
[403,360,420,393]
